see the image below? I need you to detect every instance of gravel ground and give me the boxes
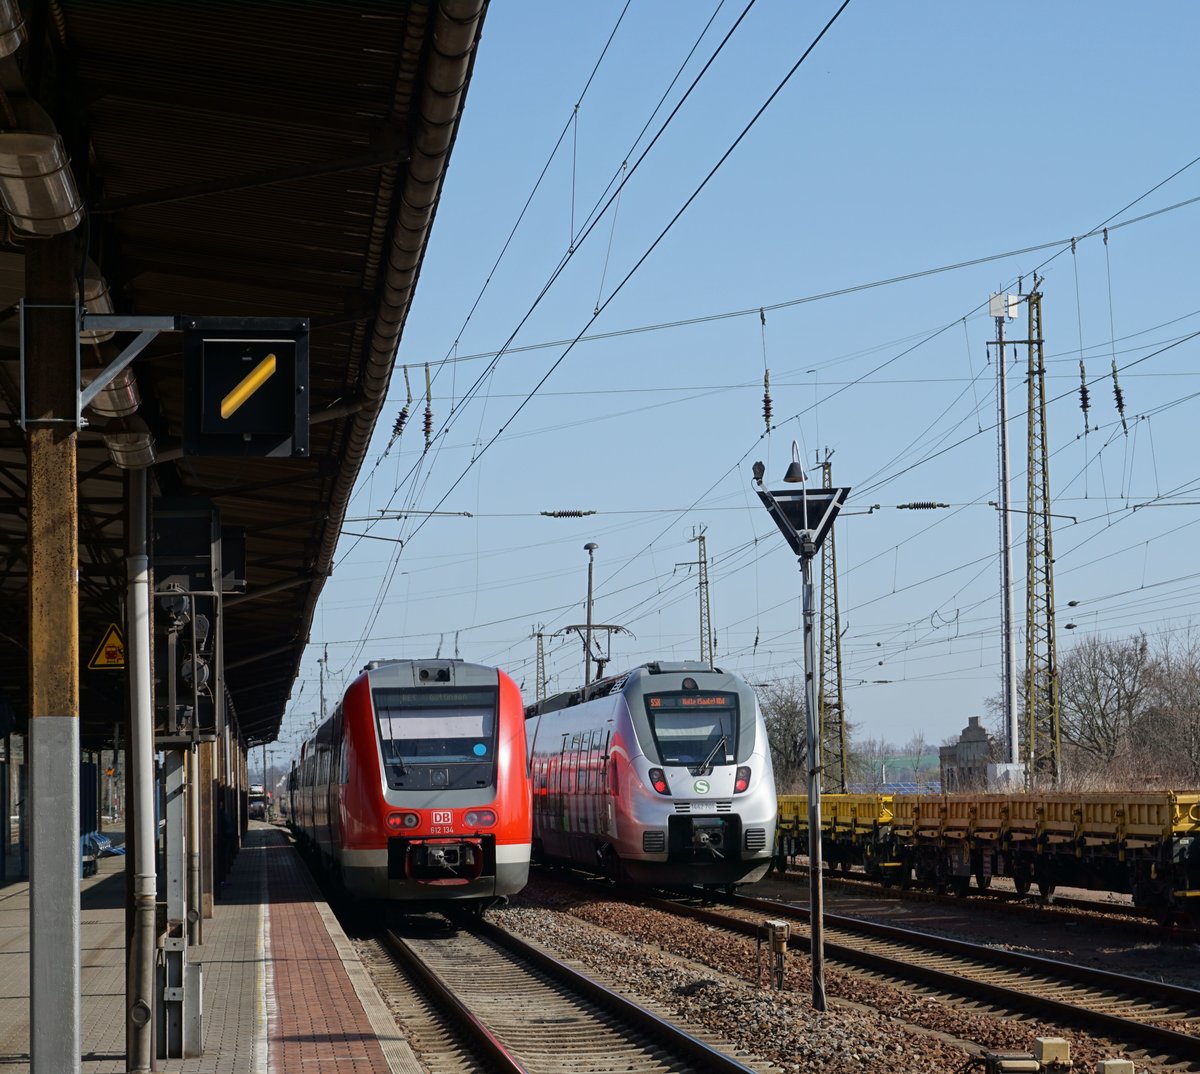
[489,874,1189,1074]
[755,871,1200,991]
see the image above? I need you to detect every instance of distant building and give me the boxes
[939,716,993,791]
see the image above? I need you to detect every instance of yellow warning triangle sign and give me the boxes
[88,623,126,670]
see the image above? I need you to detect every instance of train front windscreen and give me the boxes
[372,686,498,790]
[644,692,738,768]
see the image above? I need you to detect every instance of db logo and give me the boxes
[432,811,452,826]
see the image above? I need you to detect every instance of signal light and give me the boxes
[386,812,420,831]
[734,766,751,793]
[648,767,670,795]
[464,809,496,828]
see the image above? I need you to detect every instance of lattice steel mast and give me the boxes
[817,453,847,792]
[531,625,547,702]
[687,529,715,667]
[1024,279,1061,782]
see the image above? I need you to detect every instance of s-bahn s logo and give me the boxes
[432,811,452,826]
[693,779,710,795]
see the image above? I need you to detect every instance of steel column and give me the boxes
[187,747,202,945]
[200,740,215,918]
[158,749,187,1057]
[25,232,81,1074]
[125,468,156,1069]
[801,547,826,1011]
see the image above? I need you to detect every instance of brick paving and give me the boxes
[257,829,394,1074]
[0,824,416,1074]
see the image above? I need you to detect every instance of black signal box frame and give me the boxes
[755,485,851,557]
[182,317,309,458]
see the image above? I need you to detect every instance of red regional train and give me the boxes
[290,657,531,915]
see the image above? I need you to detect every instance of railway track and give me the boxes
[374,915,770,1074]
[776,860,1151,917]
[769,861,1200,944]
[635,887,1200,1067]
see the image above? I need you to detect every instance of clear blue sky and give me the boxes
[278,1,1200,757]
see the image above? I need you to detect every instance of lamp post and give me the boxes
[583,542,598,685]
[753,446,850,1012]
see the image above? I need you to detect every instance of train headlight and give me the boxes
[648,767,671,795]
[463,809,496,828]
[386,812,421,831]
[734,766,751,794]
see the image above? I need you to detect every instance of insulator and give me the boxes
[392,406,409,438]
[1071,236,1077,255]
[1111,360,1129,436]
[403,364,413,406]
[896,501,948,510]
[423,363,433,450]
[540,509,597,518]
[762,368,772,430]
[1078,360,1089,414]
[1103,226,1109,246]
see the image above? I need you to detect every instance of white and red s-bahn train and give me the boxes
[525,661,777,889]
[290,658,531,914]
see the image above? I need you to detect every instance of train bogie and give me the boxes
[291,658,531,915]
[526,661,777,890]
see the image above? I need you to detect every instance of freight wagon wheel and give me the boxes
[1013,873,1031,896]
[1037,880,1056,904]
[839,860,853,875]
[974,871,991,891]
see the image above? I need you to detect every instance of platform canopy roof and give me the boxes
[0,0,488,747]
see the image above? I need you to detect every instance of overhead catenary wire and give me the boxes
[336,0,760,593]
[411,190,1200,372]
[325,60,1200,704]
[381,0,853,567]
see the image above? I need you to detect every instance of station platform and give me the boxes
[0,824,423,1073]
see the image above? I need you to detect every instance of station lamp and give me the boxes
[0,0,23,57]
[0,131,83,235]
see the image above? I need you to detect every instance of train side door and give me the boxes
[330,709,344,855]
[598,728,613,836]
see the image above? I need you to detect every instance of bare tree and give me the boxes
[904,728,930,788]
[1058,633,1151,767]
[757,678,808,793]
[849,736,898,790]
[1139,628,1200,785]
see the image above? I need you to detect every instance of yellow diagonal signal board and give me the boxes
[183,320,309,458]
[221,353,277,418]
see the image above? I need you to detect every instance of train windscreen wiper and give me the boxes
[693,734,728,775]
